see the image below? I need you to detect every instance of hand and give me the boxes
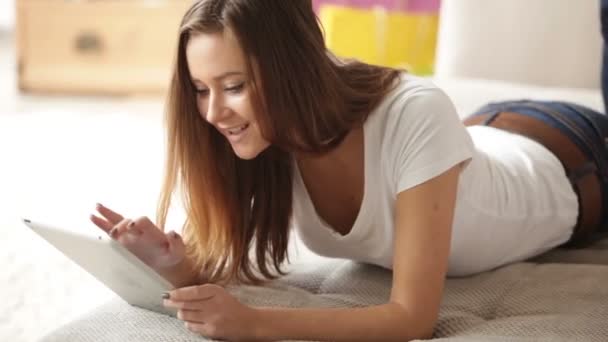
[90,203,186,270]
[163,284,262,341]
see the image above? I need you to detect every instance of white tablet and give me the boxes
[22,218,177,317]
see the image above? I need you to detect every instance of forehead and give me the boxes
[186,28,247,81]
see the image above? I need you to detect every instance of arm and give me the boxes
[255,164,462,341]
[157,253,205,288]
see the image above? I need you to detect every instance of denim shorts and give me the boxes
[464,100,608,246]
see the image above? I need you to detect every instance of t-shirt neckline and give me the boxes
[294,119,372,242]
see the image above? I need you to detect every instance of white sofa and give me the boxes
[41,1,608,341]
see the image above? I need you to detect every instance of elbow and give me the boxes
[402,322,435,342]
[413,325,436,341]
[389,302,437,341]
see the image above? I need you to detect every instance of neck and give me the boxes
[295,126,363,171]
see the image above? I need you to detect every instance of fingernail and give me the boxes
[96,203,102,209]
[171,232,179,239]
[162,292,170,299]
[127,221,135,228]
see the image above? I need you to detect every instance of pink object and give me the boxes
[312,0,441,13]
[406,0,441,13]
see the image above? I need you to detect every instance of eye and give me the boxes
[225,83,244,93]
[195,88,209,96]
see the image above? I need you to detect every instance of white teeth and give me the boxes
[228,124,249,135]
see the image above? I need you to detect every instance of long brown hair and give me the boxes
[157,0,401,285]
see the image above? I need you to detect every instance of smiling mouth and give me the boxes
[226,123,250,135]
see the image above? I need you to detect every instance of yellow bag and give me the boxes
[319,5,439,75]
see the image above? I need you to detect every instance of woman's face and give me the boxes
[186,29,270,160]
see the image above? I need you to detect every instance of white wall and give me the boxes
[0,0,15,32]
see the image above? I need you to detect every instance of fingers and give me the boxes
[177,308,211,323]
[167,284,222,301]
[131,216,161,238]
[95,203,124,225]
[91,208,166,244]
[90,207,131,237]
[109,218,132,239]
[166,230,182,241]
[184,321,215,337]
[89,214,113,233]
[165,299,213,311]
[165,230,184,252]
[132,216,156,228]
[125,220,143,236]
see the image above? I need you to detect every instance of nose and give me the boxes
[203,93,229,125]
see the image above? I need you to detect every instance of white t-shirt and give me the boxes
[291,74,579,276]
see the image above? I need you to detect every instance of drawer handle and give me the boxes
[75,32,103,54]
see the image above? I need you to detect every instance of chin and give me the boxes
[233,144,269,160]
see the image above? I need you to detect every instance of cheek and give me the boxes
[196,98,208,118]
[229,96,254,117]
[253,125,270,146]
[226,88,255,117]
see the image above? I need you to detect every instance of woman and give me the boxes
[90,1,608,341]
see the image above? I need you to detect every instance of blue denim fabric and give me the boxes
[468,100,608,231]
[601,0,608,112]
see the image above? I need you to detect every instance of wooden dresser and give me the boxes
[16,0,191,95]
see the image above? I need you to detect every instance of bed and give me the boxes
[40,0,608,341]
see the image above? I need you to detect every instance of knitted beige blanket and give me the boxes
[42,238,608,342]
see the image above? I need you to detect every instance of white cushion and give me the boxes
[433,77,604,117]
[435,0,603,89]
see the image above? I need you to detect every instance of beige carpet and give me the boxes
[0,31,163,341]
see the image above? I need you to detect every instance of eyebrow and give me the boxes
[191,71,245,83]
